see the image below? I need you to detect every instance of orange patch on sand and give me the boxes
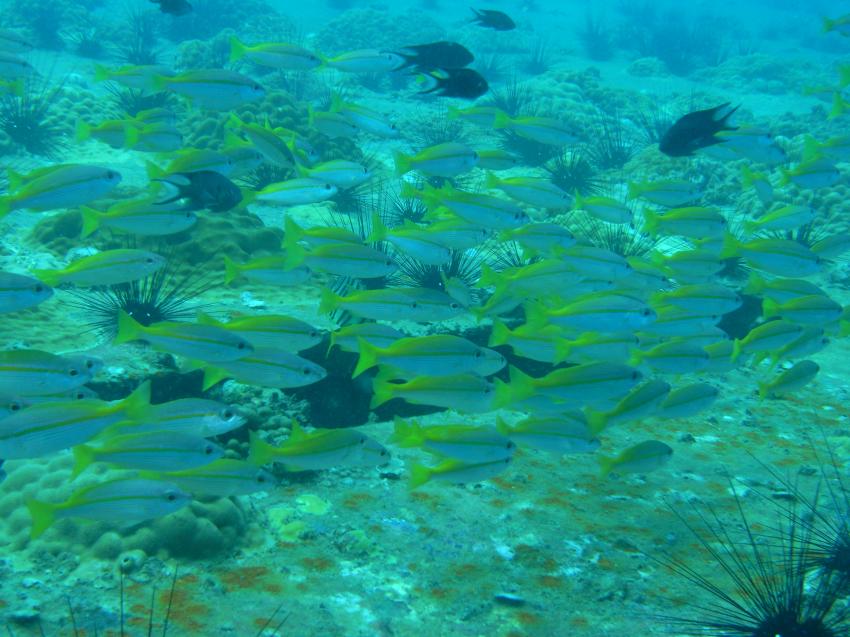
[537,575,562,588]
[569,615,589,627]
[220,566,278,591]
[343,492,373,509]
[516,611,540,625]
[158,587,209,632]
[301,556,335,572]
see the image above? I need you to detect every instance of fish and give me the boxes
[247,424,370,471]
[731,320,805,362]
[779,157,841,190]
[297,160,371,189]
[26,478,190,539]
[392,418,515,462]
[196,312,321,353]
[371,371,495,413]
[329,323,404,355]
[251,178,337,206]
[150,0,192,16]
[394,143,478,177]
[308,108,360,138]
[744,276,824,305]
[329,97,400,139]
[475,148,521,170]
[758,360,819,399]
[226,115,295,167]
[493,112,577,146]
[651,283,742,316]
[484,172,571,209]
[762,295,843,326]
[657,383,719,419]
[0,349,92,397]
[628,179,703,207]
[152,69,265,110]
[470,8,516,31]
[659,103,739,157]
[555,332,640,365]
[229,37,322,70]
[496,413,600,455]
[573,195,632,224]
[629,341,709,375]
[416,68,489,99]
[0,164,122,217]
[80,199,197,237]
[741,165,774,205]
[642,207,727,239]
[447,106,506,127]
[72,431,223,476]
[488,321,563,364]
[114,311,253,362]
[528,293,655,333]
[368,217,452,266]
[325,49,404,73]
[742,205,815,234]
[720,236,822,277]
[823,14,850,36]
[284,217,362,248]
[414,182,529,229]
[409,457,512,488]
[0,51,34,78]
[93,64,175,92]
[0,383,150,460]
[284,242,397,280]
[140,459,276,497]
[319,286,465,323]
[223,255,311,287]
[121,397,245,437]
[390,41,474,71]
[128,123,184,153]
[197,348,327,390]
[147,150,234,177]
[152,170,243,213]
[586,379,671,432]
[32,249,166,287]
[499,223,577,256]
[353,335,505,379]
[0,272,52,313]
[0,29,34,53]
[598,440,673,477]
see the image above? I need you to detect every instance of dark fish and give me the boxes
[153,171,242,213]
[418,68,489,99]
[391,41,474,71]
[150,0,192,16]
[471,8,516,31]
[659,103,740,157]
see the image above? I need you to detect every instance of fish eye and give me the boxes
[450,302,459,309]
[302,367,312,376]
[410,301,418,309]
[507,441,515,449]
[106,170,117,179]
[642,308,651,316]
[474,350,483,358]
[257,474,267,483]
[631,371,640,379]
[34,284,44,292]
[253,83,262,90]
[69,368,79,377]
[223,409,234,419]
[237,342,247,350]
[10,401,22,412]
[204,445,215,455]
[325,184,332,190]
[483,386,492,394]
[145,257,155,264]
[166,492,178,502]
[310,330,320,338]
[385,259,393,266]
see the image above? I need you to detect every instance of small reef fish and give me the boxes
[226,115,295,166]
[573,195,632,224]
[329,97,400,139]
[248,424,371,471]
[628,179,703,207]
[325,49,404,73]
[390,41,474,71]
[197,312,322,352]
[493,112,577,146]
[153,170,243,213]
[72,431,224,475]
[499,223,576,255]
[0,272,52,313]
[153,69,265,110]
[599,440,673,477]
[353,334,505,378]
[779,157,841,189]
[394,143,479,177]
[197,348,327,390]
[223,255,311,287]
[33,249,166,287]
[141,459,276,497]
[26,478,190,539]
[148,149,234,177]
[115,311,253,362]
[409,457,512,488]
[758,360,819,399]
[470,8,516,30]
[0,164,122,216]
[0,51,34,78]
[229,37,322,70]
[586,379,671,432]
[371,372,495,413]
[297,160,371,189]
[659,103,739,157]
[0,28,34,53]
[416,68,489,99]
[93,64,175,92]
[762,295,843,326]
[80,199,197,237]
[642,207,727,239]
[657,383,719,419]
[251,177,337,206]
[484,173,571,209]
[743,205,815,234]
[0,383,149,459]
[392,418,515,462]
[741,165,774,205]
[720,236,822,277]
[284,242,397,280]
[0,350,92,397]
[731,320,805,361]
[150,0,192,16]
[328,323,404,354]
[122,397,245,437]
[320,287,465,322]
[496,413,600,455]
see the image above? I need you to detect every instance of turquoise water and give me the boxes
[1,1,850,635]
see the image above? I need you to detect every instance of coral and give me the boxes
[313,8,444,55]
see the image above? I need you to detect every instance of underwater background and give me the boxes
[1,0,850,635]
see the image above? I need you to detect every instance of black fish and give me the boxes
[391,41,474,71]
[471,8,516,31]
[150,0,192,16]
[659,103,739,157]
[418,68,489,99]
[153,171,242,212]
